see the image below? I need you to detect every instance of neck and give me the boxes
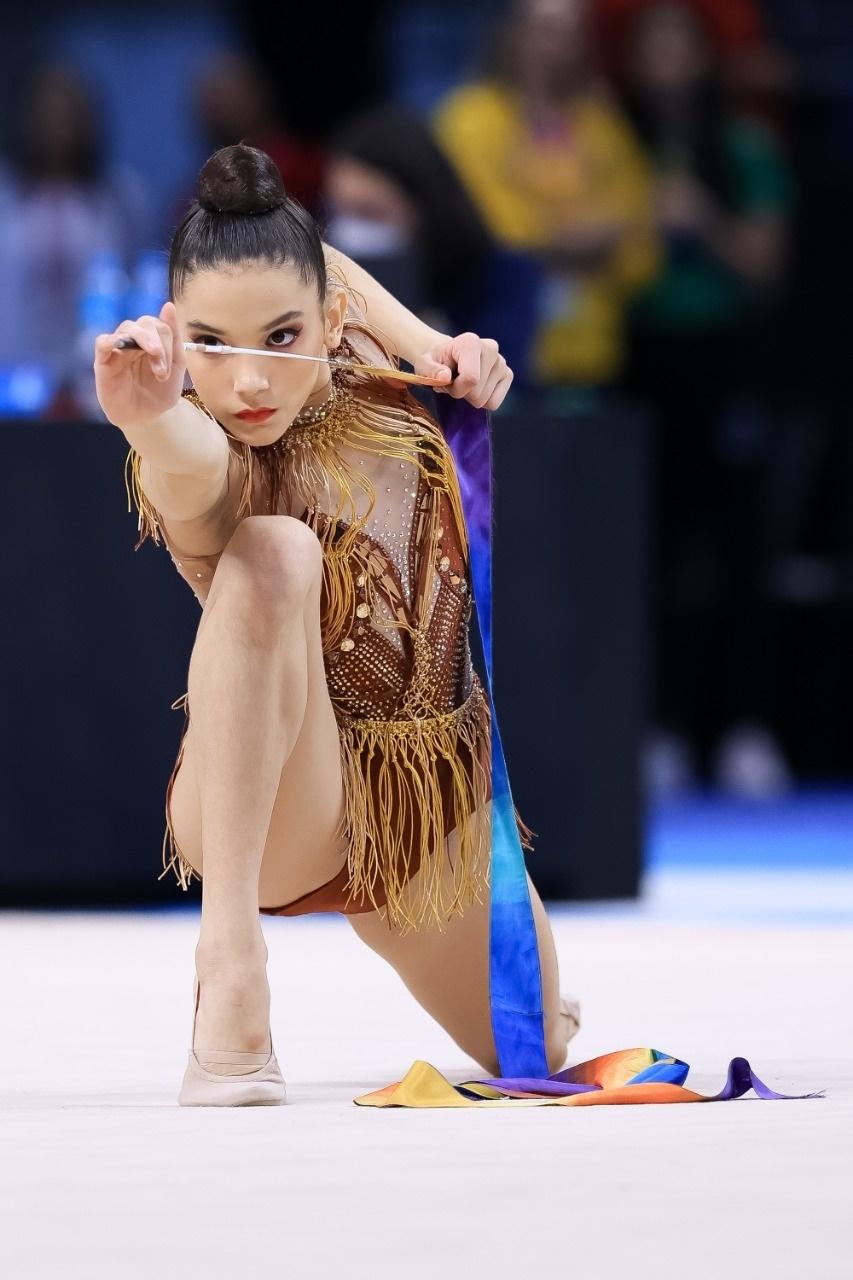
[300,366,334,412]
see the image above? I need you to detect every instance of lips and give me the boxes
[235,407,276,422]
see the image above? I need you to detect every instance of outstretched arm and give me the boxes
[322,242,514,412]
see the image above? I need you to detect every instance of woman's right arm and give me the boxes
[94,301,230,522]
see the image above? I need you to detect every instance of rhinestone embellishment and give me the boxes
[291,381,336,425]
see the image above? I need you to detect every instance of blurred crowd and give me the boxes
[2,0,850,797]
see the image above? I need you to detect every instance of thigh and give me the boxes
[347,803,566,1076]
[167,555,349,911]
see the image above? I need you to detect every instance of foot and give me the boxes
[193,943,272,1064]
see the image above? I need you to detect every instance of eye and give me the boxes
[268,328,300,347]
[191,335,222,350]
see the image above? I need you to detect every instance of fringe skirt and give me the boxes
[159,674,531,934]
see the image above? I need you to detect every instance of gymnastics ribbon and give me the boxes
[354,1049,824,1107]
[434,396,549,1080]
[369,394,823,1110]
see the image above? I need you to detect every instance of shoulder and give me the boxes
[434,81,512,138]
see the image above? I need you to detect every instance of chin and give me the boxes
[230,417,294,449]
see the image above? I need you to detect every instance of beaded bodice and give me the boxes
[125,362,479,726]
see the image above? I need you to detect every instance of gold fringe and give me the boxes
[160,691,197,892]
[335,678,493,934]
[157,675,534,918]
[179,337,472,669]
[124,447,163,551]
[124,302,534,924]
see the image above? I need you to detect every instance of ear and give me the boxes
[323,285,349,350]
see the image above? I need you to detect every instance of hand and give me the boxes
[414,332,514,411]
[550,218,626,267]
[93,301,186,429]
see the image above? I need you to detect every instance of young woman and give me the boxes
[94,143,576,1106]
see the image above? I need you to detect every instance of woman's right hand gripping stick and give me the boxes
[94,301,186,430]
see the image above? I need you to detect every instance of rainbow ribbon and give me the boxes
[373,395,822,1108]
[436,396,548,1079]
[355,1049,823,1107]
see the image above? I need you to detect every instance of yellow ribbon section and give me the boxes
[353,1058,706,1107]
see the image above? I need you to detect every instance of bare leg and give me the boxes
[347,804,571,1076]
[168,515,346,1056]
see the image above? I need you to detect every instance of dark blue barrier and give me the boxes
[0,402,650,905]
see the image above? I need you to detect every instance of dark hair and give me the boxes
[10,63,103,184]
[326,106,491,306]
[168,143,327,300]
[620,7,736,211]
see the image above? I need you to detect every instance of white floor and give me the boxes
[1,883,850,1280]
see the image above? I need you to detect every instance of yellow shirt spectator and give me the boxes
[434,80,660,385]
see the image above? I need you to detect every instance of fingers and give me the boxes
[446,333,483,400]
[484,365,514,412]
[94,316,173,380]
[480,361,511,411]
[417,333,514,409]
[447,335,510,409]
[160,301,185,367]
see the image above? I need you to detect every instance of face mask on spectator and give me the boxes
[325,213,413,259]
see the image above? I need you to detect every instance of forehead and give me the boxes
[176,262,318,323]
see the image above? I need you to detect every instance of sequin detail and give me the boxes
[125,330,502,931]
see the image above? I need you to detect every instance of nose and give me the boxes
[231,355,271,396]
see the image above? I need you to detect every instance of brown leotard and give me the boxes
[125,332,532,933]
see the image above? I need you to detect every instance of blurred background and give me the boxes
[1,0,851,917]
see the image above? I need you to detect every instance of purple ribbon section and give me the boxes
[435,395,549,1080]
[479,1055,824,1101]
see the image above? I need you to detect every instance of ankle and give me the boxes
[195,933,268,979]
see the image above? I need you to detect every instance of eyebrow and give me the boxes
[186,310,304,334]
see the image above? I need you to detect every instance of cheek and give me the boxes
[185,357,223,387]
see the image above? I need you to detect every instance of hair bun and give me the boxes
[197,143,287,215]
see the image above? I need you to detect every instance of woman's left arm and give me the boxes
[323,242,514,411]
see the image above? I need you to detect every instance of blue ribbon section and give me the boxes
[435,397,549,1079]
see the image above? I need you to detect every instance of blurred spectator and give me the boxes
[325,105,489,321]
[596,0,763,64]
[618,2,795,798]
[595,0,793,116]
[0,62,152,389]
[323,104,540,378]
[168,52,325,236]
[433,0,660,389]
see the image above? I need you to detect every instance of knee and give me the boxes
[222,515,323,611]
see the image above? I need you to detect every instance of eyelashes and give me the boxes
[190,328,301,349]
[268,328,301,347]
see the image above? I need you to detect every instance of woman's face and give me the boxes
[175,261,347,448]
[324,156,417,233]
[23,66,95,172]
[630,5,710,95]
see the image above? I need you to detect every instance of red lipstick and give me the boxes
[235,407,276,423]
